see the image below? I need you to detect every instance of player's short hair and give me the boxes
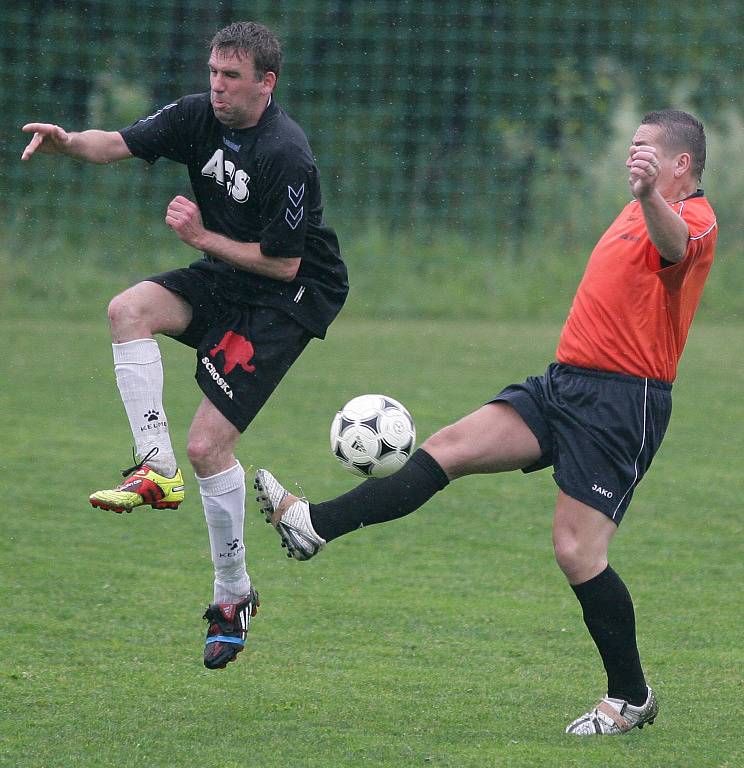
[641,109,706,181]
[210,21,282,81]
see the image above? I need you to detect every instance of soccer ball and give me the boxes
[330,394,416,478]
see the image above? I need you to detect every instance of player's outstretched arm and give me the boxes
[21,123,132,164]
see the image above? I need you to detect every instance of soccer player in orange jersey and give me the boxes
[255,110,717,735]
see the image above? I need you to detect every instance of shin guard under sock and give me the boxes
[309,448,450,542]
[571,565,648,705]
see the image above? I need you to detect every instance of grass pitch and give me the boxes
[1,316,742,768]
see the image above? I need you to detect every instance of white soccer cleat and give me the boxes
[254,469,326,561]
[565,686,658,735]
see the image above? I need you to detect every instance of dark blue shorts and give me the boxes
[146,267,311,433]
[491,363,672,524]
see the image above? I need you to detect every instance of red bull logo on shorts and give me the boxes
[209,331,257,374]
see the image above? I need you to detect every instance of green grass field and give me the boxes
[1,316,742,768]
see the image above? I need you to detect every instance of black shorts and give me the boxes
[492,363,672,524]
[146,267,311,433]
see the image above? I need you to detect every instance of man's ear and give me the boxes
[261,71,277,95]
[675,152,691,178]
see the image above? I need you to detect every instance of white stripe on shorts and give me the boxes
[611,377,648,521]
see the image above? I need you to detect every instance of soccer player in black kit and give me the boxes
[21,22,348,669]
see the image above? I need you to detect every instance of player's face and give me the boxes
[208,48,275,129]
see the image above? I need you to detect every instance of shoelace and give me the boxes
[121,446,159,477]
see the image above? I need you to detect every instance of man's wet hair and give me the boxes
[641,109,706,181]
[210,21,282,81]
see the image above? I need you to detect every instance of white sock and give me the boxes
[113,338,178,477]
[197,461,252,604]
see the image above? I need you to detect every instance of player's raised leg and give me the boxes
[90,281,191,513]
[256,402,543,559]
[188,396,258,669]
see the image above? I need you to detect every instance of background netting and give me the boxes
[2,1,741,259]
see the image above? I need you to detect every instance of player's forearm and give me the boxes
[65,130,132,164]
[197,231,301,281]
[638,190,689,263]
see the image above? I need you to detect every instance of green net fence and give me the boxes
[2,1,743,272]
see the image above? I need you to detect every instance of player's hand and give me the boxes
[165,195,207,249]
[21,123,71,160]
[627,144,661,199]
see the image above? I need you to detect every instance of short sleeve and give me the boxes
[678,197,718,266]
[256,145,314,258]
[119,99,190,165]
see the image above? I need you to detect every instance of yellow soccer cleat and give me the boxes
[89,449,185,513]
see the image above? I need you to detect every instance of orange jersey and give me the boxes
[556,193,717,382]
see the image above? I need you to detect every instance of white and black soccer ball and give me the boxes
[330,394,416,478]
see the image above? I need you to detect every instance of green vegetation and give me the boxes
[5,2,744,327]
[6,1,744,250]
[2,209,741,327]
[5,75,744,327]
[1,317,741,767]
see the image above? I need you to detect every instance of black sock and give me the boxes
[309,448,450,542]
[571,565,648,705]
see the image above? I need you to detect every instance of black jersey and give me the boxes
[119,93,348,338]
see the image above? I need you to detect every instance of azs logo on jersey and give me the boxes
[202,148,250,203]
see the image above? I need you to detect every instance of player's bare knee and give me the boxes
[107,289,148,333]
[553,533,606,582]
[553,534,581,576]
[421,427,446,454]
[186,435,213,470]
[107,291,128,326]
[421,424,467,478]
[186,435,235,477]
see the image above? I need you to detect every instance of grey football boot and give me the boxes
[566,686,658,735]
[254,469,326,561]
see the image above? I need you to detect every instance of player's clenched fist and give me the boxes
[627,143,661,199]
[21,123,71,161]
[165,195,206,248]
